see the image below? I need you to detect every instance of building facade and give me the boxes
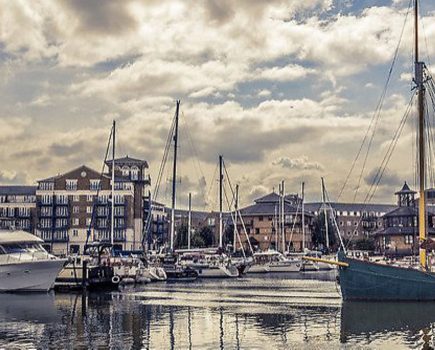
[235,192,314,252]
[35,158,150,255]
[0,186,37,232]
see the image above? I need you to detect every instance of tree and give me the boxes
[191,226,215,248]
[174,224,188,249]
[312,212,337,251]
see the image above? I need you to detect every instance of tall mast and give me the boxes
[277,183,281,251]
[233,184,239,253]
[301,182,305,251]
[281,180,285,253]
[170,100,180,251]
[321,177,330,250]
[188,192,192,250]
[111,120,115,246]
[219,155,223,248]
[415,0,427,269]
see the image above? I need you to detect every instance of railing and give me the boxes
[0,251,52,264]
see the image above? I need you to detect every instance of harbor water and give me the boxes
[0,272,434,349]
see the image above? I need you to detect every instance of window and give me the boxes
[347,221,352,226]
[246,228,251,235]
[41,207,52,216]
[66,179,78,191]
[258,216,263,221]
[354,222,358,226]
[73,195,80,202]
[72,229,79,237]
[86,218,91,226]
[340,221,344,226]
[86,206,93,214]
[255,228,260,235]
[122,166,130,176]
[73,218,79,226]
[131,166,139,181]
[73,206,79,214]
[87,195,93,202]
[39,182,54,191]
[56,195,68,204]
[268,216,273,221]
[405,235,414,245]
[90,180,101,191]
[41,195,52,205]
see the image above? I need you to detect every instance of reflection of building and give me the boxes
[374,182,435,256]
[35,158,150,255]
[0,186,37,231]
[236,192,314,252]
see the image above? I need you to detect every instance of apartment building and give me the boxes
[0,186,37,231]
[35,156,150,255]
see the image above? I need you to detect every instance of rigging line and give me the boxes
[143,110,176,241]
[206,163,219,210]
[180,111,206,184]
[420,4,432,73]
[287,200,301,247]
[424,99,435,188]
[345,94,414,248]
[86,124,114,247]
[352,0,413,203]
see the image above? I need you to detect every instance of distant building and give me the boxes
[35,158,150,255]
[374,182,435,256]
[0,186,37,232]
[143,199,169,250]
[305,202,396,242]
[236,192,314,252]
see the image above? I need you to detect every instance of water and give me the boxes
[0,272,434,349]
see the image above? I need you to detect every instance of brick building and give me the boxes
[35,157,150,255]
[235,192,314,252]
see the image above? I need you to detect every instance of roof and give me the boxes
[383,206,417,218]
[0,186,37,196]
[106,156,149,167]
[395,182,416,195]
[37,165,100,183]
[304,202,396,214]
[0,230,43,244]
[254,192,300,205]
[239,200,312,217]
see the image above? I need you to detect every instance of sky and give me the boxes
[1,0,435,211]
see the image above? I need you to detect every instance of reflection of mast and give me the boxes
[188,193,192,250]
[301,182,305,251]
[169,307,175,350]
[111,120,116,246]
[219,307,224,350]
[188,307,192,350]
[233,185,239,253]
[235,314,240,350]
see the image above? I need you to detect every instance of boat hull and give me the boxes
[338,254,435,301]
[0,259,66,292]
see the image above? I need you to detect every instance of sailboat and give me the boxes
[177,155,239,278]
[308,0,435,301]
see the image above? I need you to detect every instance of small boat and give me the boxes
[178,249,240,278]
[161,253,198,282]
[0,229,67,292]
[248,250,301,273]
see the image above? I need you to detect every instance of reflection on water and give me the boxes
[0,272,434,349]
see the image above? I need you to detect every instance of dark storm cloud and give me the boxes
[363,167,403,188]
[191,118,322,164]
[60,0,137,35]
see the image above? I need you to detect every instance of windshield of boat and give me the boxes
[0,243,46,254]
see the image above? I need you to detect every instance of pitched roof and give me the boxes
[240,200,312,217]
[383,206,417,218]
[395,182,416,195]
[37,165,100,182]
[0,186,37,196]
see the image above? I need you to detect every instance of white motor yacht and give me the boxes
[0,230,67,292]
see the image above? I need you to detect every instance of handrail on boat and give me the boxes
[302,256,349,267]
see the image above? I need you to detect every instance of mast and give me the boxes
[188,192,192,250]
[415,0,427,269]
[301,182,305,251]
[219,155,223,248]
[170,100,180,251]
[281,180,285,253]
[277,183,281,251]
[233,184,239,253]
[111,120,115,246]
[321,177,330,250]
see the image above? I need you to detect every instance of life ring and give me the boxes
[112,275,121,284]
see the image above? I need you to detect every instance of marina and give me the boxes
[1,273,435,349]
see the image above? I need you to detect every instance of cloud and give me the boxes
[272,156,324,170]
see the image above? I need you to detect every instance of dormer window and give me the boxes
[122,166,130,177]
[90,179,101,191]
[131,166,139,180]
